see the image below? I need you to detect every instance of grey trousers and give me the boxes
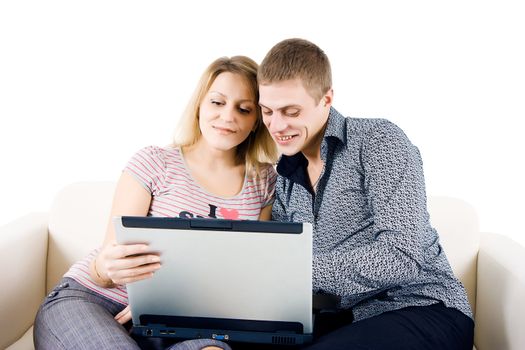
[34,277,230,350]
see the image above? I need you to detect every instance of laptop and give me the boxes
[114,216,313,346]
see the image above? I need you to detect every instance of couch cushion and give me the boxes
[0,214,47,350]
[427,196,479,315]
[5,326,33,350]
[45,184,480,315]
[47,182,116,292]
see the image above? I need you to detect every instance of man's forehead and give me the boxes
[259,80,312,109]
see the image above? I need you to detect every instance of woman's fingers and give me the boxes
[98,243,161,285]
[108,261,161,285]
[114,305,133,324]
[113,270,158,285]
[110,252,161,271]
[105,243,150,260]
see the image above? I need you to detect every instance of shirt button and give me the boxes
[59,282,69,289]
[48,291,58,298]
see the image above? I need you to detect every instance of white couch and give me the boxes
[1,182,524,350]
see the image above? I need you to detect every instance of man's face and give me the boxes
[259,79,331,157]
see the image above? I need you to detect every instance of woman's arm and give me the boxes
[89,171,161,287]
[259,205,273,221]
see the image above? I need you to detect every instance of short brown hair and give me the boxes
[258,38,332,103]
[173,56,277,175]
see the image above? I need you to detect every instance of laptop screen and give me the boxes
[114,216,313,345]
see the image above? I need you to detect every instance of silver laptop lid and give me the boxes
[114,217,313,334]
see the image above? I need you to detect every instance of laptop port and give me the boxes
[272,336,295,345]
[159,330,168,335]
[212,334,229,341]
[145,329,153,336]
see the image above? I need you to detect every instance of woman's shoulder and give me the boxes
[132,144,182,161]
[250,162,277,183]
[261,162,277,174]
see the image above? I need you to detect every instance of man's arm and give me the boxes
[270,176,289,222]
[313,121,432,307]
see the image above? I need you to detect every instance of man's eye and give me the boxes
[285,110,300,117]
[262,110,272,116]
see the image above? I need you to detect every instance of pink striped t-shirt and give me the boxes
[64,145,277,305]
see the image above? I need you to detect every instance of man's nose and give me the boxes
[267,113,288,133]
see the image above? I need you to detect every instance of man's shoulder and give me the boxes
[341,116,410,146]
[344,116,395,134]
[326,113,413,160]
[327,108,397,145]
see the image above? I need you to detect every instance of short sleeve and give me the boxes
[123,146,167,196]
[260,164,278,208]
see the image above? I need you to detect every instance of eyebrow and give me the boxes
[258,103,301,111]
[209,91,254,104]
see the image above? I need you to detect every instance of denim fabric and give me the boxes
[34,277,139,350]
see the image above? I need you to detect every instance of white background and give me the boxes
[1,1,524,245]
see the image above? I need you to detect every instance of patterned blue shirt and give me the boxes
[272,107,472,322]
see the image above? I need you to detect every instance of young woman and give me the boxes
[34,56,277,350]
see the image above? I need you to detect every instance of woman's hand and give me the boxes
[114,305,132,324]
[95,243,161,286]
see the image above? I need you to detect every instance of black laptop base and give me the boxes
[132,315,313,346]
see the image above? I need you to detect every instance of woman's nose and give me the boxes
[220,106,236,122]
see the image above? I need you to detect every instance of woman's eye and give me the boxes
[239,108,252,114]
[211,100,223,106]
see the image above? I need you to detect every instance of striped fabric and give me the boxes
[64,146,277,305]
[64,248,128,305]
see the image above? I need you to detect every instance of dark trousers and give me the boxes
[233,303,474,350]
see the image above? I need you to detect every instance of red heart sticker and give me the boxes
[219,208,240,220]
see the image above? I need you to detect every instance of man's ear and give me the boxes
[322,89,334,107]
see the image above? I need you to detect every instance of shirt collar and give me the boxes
[323,107,347,144]
[276,107,347,181]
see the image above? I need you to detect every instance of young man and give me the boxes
[257,38,474,349]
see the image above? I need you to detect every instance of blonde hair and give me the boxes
[173,56,277,175]
[258,38,332,104]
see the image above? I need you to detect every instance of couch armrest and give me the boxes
[0,213,48,349]
[474,232,525,350]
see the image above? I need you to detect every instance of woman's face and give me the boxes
[198,72,258,152]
